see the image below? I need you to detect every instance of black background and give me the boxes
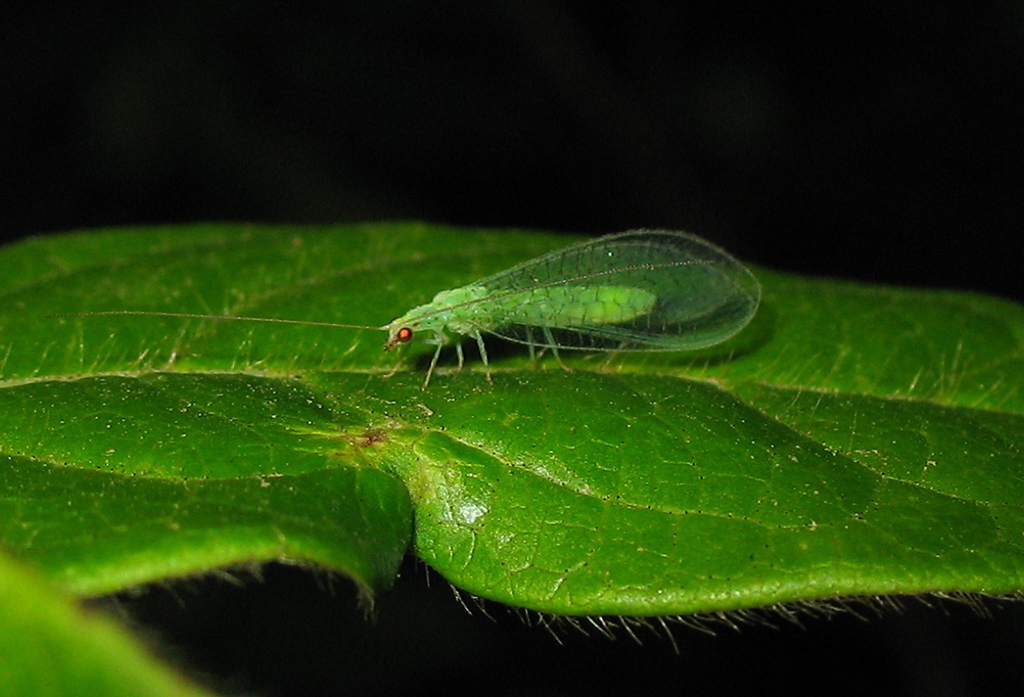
[5,3,1024,696]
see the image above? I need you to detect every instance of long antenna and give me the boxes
[47,310,384,331]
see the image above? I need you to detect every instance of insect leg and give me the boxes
[472,330,492,383]
[600,341,630,372]
[524,326,550,363]
[422,344,443,389]
[541,327,572,372]
[383,346,402,378]
[525,327,538,365]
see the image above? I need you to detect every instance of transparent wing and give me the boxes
[469,230,761,351]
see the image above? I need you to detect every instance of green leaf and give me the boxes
[0,549,216,696]
[2,223,1023,618]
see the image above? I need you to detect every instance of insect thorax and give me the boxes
[392,285,494,340]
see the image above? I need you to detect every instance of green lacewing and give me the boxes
[65,230,761,387]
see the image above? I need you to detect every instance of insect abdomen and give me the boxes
[489,285,657,328]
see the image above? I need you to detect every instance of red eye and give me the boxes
[396,327,414,343]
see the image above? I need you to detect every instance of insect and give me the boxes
[64,230,761,387]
